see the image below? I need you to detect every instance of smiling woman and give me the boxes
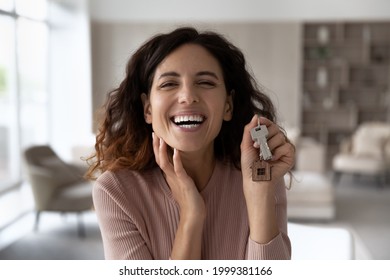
[86,27,295,260]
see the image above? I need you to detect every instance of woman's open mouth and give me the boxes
[171,115,206,129]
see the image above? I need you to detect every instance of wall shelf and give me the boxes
[301,22,390,168]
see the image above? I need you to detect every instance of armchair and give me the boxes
[23,145,93,237]
[332,122,390,187]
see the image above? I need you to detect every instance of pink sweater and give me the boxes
[93,160,291,260]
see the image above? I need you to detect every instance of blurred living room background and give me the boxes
[0,0,389,260]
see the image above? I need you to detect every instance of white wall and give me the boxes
[218,23,302,127]
[48,0,95,161]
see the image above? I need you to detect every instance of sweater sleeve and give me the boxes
[92,172,153,260]
[246,178,292,260]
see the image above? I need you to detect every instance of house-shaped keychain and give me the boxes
[252,158,271,181]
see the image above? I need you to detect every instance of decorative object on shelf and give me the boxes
[317,67,328,88]
[307,46,331,60]
[317,46,330,60]
[322,97,334,109]
[371,46,388,63]
[317,25,330,45]
[362,25,371,43]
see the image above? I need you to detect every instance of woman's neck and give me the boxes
[179,146,216,192]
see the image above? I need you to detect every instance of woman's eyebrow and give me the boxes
[158,71,180,79]
[158,70,219,80]
[196,71,219,80]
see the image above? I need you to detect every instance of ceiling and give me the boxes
[89,0,390,22]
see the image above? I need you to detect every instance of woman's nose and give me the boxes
[178,84,199,104]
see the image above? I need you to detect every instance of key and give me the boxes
[250,124,272,161]
[250,123,272,181]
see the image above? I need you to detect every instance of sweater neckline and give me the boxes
[156,160,223,204]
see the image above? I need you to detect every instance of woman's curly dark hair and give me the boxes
[86,26,277,179]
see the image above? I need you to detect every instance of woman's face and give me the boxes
[142,43,233,154]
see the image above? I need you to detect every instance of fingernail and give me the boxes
[152,132,155,140]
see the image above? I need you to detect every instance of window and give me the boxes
[0,0,48,191]
[0,16,17,190]
[17,18,49,149]
[15,0,47,20]
[0,0,14,12]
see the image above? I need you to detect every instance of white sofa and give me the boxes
[285,135,335,221]
[286,171,335,220]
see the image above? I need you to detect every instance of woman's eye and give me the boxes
[197,80,216,88]
[159,82,178,89]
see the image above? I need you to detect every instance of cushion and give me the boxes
[51,181,93,211]
[333,154,386,174]
[38,156,81,186]
[352,122,390,159]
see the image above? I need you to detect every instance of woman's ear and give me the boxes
[141,93,152,124]
[223,90,234,121]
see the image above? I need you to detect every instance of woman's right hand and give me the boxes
[152,133,206,220]
[153,133,205,259]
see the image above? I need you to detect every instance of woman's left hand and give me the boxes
[240,115,295,244]
[240,115,295,186]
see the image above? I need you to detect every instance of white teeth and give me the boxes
[179,124,200,129]
[173,115,204,124]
